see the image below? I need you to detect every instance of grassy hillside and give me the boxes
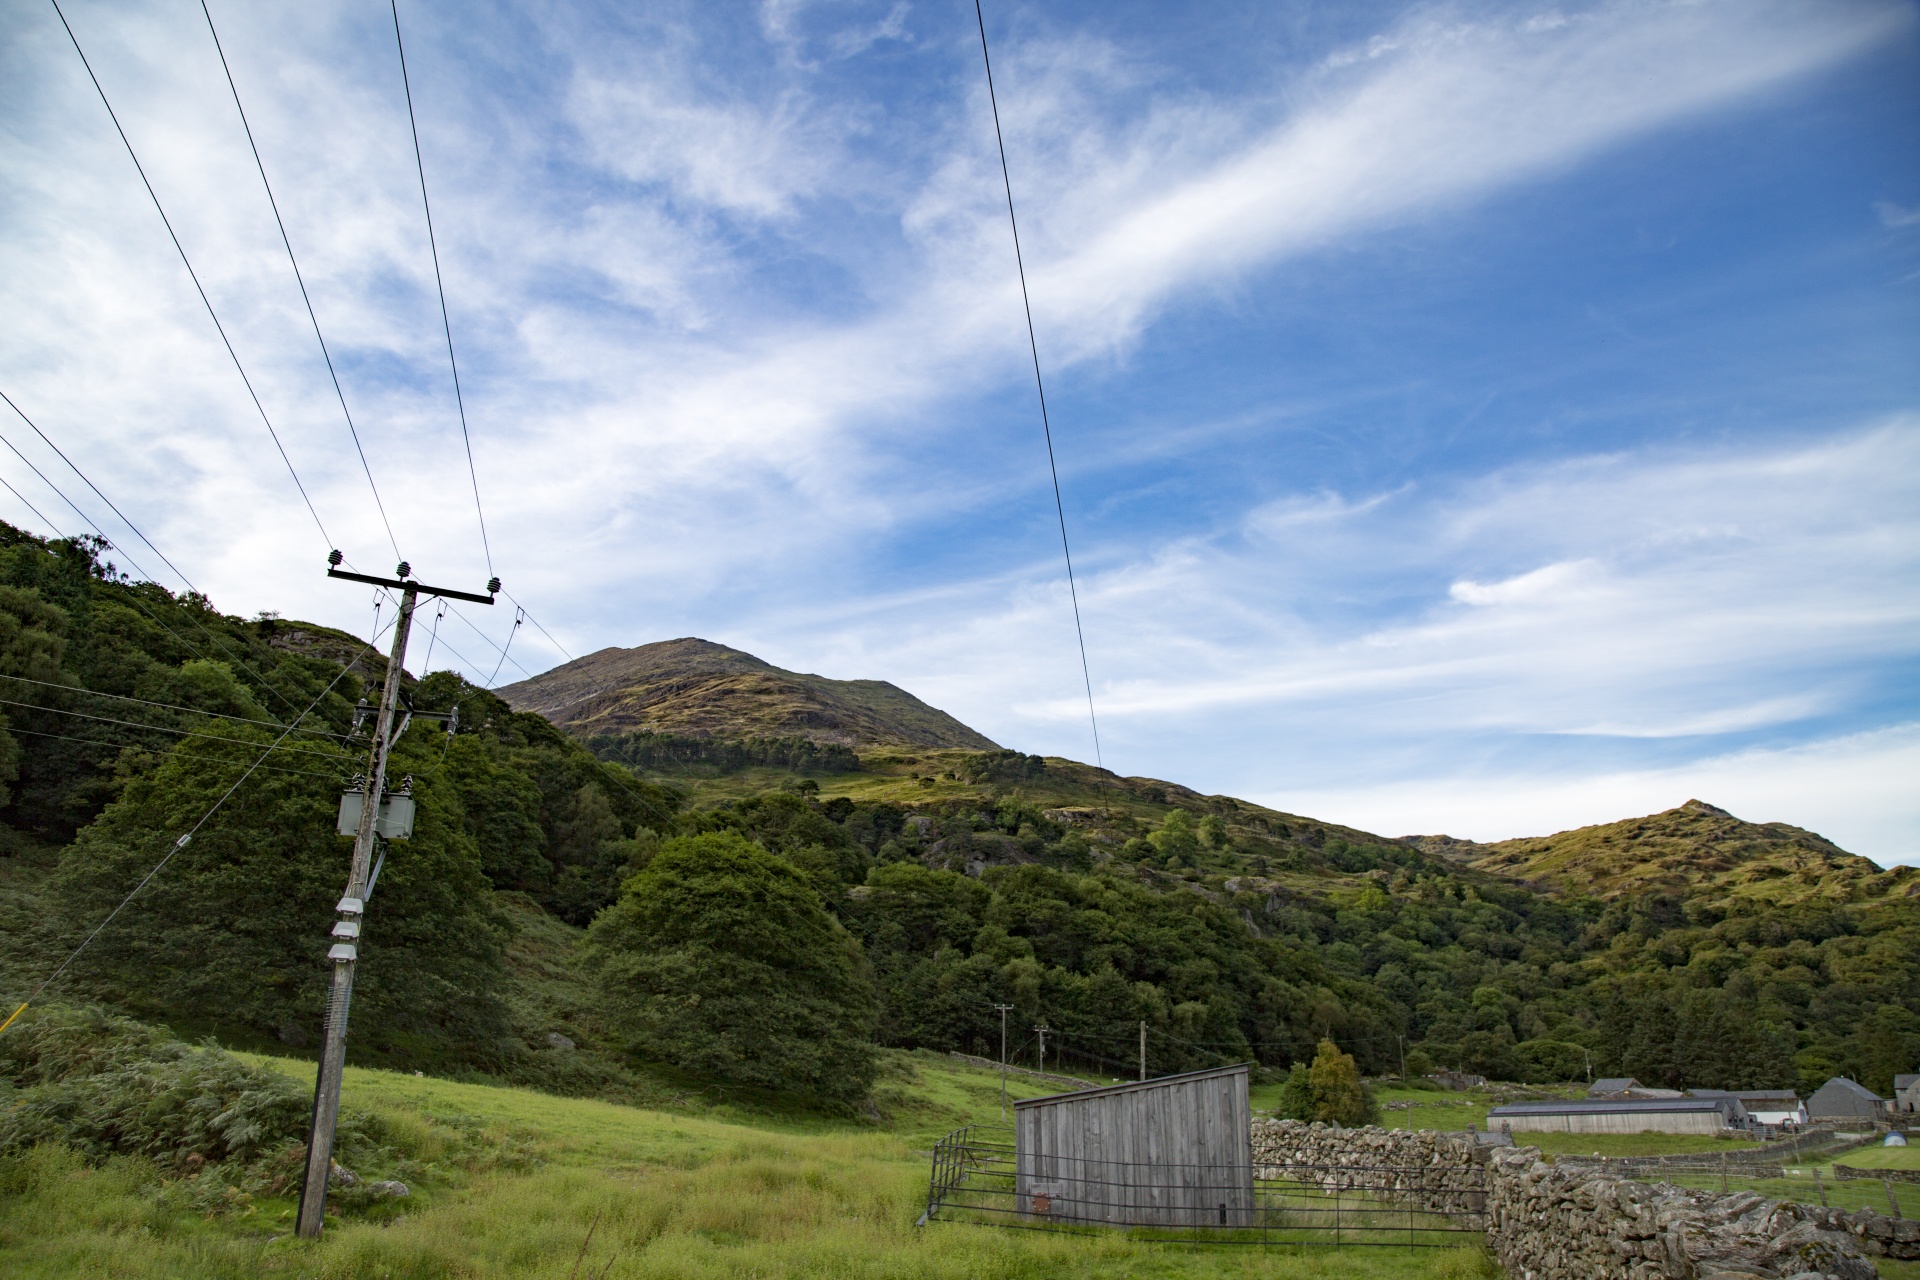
[496,638,999,749]
[1,1033,1497,1280]
[1408,799,1919,908]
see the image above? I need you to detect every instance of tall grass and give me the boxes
[2,1051,1501,1279]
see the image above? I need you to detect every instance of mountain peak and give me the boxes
[496,638,999,750]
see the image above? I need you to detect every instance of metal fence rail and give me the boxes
[923,1126,1487,1246]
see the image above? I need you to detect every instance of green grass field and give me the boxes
[0,1051,1500,1280]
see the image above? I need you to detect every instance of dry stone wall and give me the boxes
[1247,1119,1898,1279]
[1250,1118,1488,1216]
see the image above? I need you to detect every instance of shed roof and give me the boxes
[1489,1097,1740,1118]
[1012,1062,1252,1110]
[1588,1077,1639,1094]
[1812,1077,1885,1102]
[1896,1074,1919,1091]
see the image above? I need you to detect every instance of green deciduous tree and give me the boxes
[48,726,509,1063]
[1278,1039,1378,1125]
[579,830,878,1106]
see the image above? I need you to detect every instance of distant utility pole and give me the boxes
[991,1004,1013,1120]
[296,557,496,1239]
[1139,1020,1147,1083]
[1399,1034,1408,1084]
[1034,1023,1050,1073]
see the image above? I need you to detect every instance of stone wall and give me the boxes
[1484,1145,1909,1279]
[1247,1118,1902,1279]
[1250,1118,1489,1216]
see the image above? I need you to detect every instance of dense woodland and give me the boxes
[0,524,1915,1109]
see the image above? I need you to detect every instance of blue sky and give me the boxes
[2,0,1916,861]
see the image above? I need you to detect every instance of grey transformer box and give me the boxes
[336,788,416,840]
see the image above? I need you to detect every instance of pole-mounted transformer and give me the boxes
[295,558,496,1239]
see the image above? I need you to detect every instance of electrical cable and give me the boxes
[390,0,492,579]
[0,724,352,782]
[0,697,350,761]
[1,387,198,599]
[199,0,402,563]
[46,0,335,554]
[503,591,575,665]
[444,600,534,684]
[0,627,383,1037]
[0,406,308,723]
[0,673,351,741]
[0,470,66,540]
[485,607,524,687]
[419,600,446,674]
[972,0,1103,771]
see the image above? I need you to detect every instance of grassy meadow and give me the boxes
[1,1050,1501,1280]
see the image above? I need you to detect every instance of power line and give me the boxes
[0,672,351,742]
[0,404,309,724]
[47,0,334,553]
[0,471,65,537]
[0,389,198,599]
[0,724,353,782]
[504,591,575,664]
[972,0,1103,772]
[199,0,402,562]
[0,628,381,1036]
[390,0,492,579]
[444,600,533,684]
[485,608,524,686]
[0,697,350,761]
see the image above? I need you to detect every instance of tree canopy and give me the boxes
[579,831,878,1105]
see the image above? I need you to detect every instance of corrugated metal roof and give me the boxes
[1012,1062,1253,1109]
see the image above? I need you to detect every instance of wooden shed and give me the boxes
[1014,1063,1254,1228]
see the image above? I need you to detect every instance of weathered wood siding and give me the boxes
[1014,1064,1254,1227]
[1500,1110,1729,1135]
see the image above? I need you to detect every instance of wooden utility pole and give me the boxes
[1139,1020,1147,1083]
[1034,1023,1049,1073]
[296,558,494,1238]
[991,1003,1013,1119]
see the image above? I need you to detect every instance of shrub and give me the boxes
[0,1004,351,1171]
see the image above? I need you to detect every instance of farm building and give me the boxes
[1487,1096,1752,1136]
[1689,1089,1806,1128]
[1807,1078,1888,1122]
[1014,1063,1254,1228]
[1895,1074,1918,1114]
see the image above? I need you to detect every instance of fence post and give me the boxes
[1812,1166,1829,1208]
[1888,1178,1901,1220]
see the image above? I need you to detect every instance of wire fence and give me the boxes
[923,1125,1487,1246]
